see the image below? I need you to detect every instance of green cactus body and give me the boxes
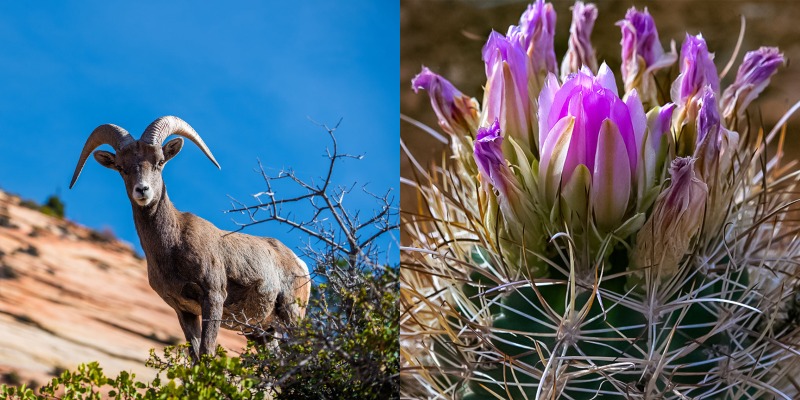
[453,245,759,399]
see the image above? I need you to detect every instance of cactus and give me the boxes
[401,2,800,399]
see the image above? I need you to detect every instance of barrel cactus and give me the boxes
[401,2,800,399]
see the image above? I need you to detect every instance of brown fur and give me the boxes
[93,138,310,358]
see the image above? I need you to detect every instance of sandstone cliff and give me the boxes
[0,190,245,388]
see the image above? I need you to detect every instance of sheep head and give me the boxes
[70,116,220,207]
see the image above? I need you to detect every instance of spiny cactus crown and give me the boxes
[404,1,798,399]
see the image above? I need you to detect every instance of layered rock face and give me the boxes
[0,190,245,387]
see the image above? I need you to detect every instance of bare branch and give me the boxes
[226,120,397,270]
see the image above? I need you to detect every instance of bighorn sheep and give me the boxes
[69,116,311,359]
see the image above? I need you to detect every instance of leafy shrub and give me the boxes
[39,196,65,219]
[240,268,399,399]
[223,122,399,398]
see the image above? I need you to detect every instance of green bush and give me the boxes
[39,195,65,219]
[18,194,66,219]
[0,349,260,400]
[243,268,399,399]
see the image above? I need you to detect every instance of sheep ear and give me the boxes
[93,150,117,170]
[163,137,184,162]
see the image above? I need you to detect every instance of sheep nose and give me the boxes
[135,184,150,195]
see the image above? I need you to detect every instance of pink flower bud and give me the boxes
[473,119,537,238]
[560,2,598,79]
[482,31,534,149]
[617,7,676,104]
[721,47,784,120]
[633,157,708,281]
[671,34,719,107]
[671,35,720,156]
[515,0,557,78]
[412,67,480,138]
[694,86,739,185]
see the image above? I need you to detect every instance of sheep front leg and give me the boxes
[176,310,201,361]
[200,291,225,356]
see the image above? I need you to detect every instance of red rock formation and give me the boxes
[0,190,246,387]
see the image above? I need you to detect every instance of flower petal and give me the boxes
[537,73,561,148]
[540,116,576,204]
[624,89,647,154]
[474,119,507,194]
[591,119,631,232]
[596,63,619,97]
[649,103,675,152]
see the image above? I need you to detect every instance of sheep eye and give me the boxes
[157,160,166,168]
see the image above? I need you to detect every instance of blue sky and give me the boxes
[0,2,398,264]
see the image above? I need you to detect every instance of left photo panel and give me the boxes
[0,2,399,398]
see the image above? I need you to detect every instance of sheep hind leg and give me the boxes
[275,292,303,328]
[176,310,202,362]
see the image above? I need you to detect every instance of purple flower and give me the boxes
[560,2,598,79]
[696,86,720,147]
[662,157,708,222]
[618,8,675,72]
[648,103,675,152]
[513,0,557,77]
[538,64,646,231]
[671,34,721,155]
[617,7,676,103]
[474,119,537,235]
[671,34,719,107]
[693,86,721,178]
[482,31,533,148]
[483,31,529,105]
[694,86,739,187]
[412,67,480,138]
[721,47,785,119]
[474,119,510,196]
[638,103,675,207]
[633,157,708,279]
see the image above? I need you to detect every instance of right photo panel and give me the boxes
[401,1,800,398]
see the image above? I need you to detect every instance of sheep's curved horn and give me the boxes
[140,116,220,169]
[69,124,134,189]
